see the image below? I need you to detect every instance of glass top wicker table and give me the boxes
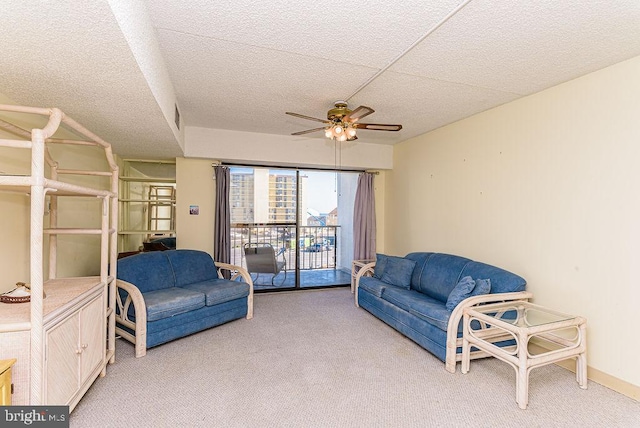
[461,301,587,409]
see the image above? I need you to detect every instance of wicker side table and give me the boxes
[462,301,587,409]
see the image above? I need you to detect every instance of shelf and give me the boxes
[119,199,176,203]
[44,228,116,235]
[119,176,175,183]
[0,175,114,197]
[118,230,176,235]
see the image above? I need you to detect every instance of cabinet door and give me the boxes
[79,295,105,382]
[46,313,80,405]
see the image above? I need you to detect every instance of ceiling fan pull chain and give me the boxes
[334,139,338,192]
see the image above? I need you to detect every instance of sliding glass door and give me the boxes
[229,166,358,292]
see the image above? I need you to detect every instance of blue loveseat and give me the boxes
[115,249,253,357]
[355,252,531,372]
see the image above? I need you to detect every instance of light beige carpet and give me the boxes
[71,288,640,427]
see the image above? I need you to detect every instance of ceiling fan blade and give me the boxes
[343,105,374,122]
[353,123,403,131]
[291,127,326,136]
[286,112,330,124]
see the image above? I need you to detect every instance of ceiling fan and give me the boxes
[286,101,402,142]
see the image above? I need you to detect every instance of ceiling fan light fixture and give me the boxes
[288,101,401,141]
[324,122,356,141]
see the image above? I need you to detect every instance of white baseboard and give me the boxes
[528,342,639,402]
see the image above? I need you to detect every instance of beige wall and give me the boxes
[386,55,640,390]
[184,126,393,170]
[175,157,215,255]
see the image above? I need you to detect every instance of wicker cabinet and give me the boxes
[45,290,104,406]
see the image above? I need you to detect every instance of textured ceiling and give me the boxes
[1,0,640,157]
[0,1,181,158]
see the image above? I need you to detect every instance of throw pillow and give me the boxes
[446,276,476,310]
[379,256,416,290]
[373,253,389,279]
[471,278,491,296]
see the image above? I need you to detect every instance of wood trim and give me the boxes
[529,342,639,401]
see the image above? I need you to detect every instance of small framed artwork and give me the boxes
[189,205,199,215]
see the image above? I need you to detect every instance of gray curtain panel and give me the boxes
[214,165,231,273]
[353,172,377,260]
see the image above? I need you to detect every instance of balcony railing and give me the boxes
[231,223,338,271]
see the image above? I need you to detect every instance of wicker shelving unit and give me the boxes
[0,104,118,410]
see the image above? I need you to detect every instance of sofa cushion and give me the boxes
[472,278,491,296]
[382,286,451,331]
[358,276,387,298]
[143,288,205,322]
[373,253,390,279]
[380,257,416,289]
[407,298,452,332]
[410,253,472,302]
[445,276,476,310]
[460,261,525,294]
[180,279,250,306]
[404,252,433,286]
[379,285,419,313]
[117,251,175,292]
[166,250,218,287]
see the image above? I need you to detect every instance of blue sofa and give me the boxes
[355,252,531,372]
[115,249,253,357]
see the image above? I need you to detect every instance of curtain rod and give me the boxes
[212,161,379,174]
[123,158,176,164]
